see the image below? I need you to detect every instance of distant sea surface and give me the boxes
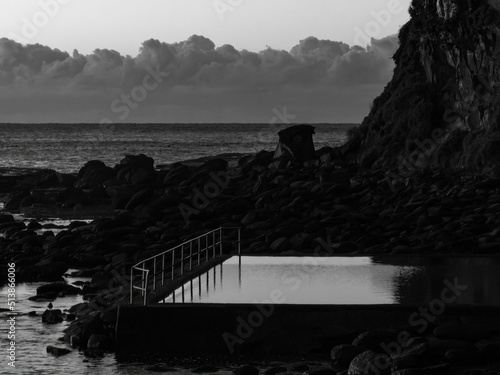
[0,123,356,173]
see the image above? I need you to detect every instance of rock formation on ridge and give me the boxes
[350,0,500,177]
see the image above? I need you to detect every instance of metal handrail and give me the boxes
[130,227,241,305]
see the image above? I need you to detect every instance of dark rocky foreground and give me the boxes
[1,148,500,373]
[2,0,500,373]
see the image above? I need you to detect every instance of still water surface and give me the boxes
[164,256,500,306]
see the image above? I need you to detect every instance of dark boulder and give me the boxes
[42,309,64,324]
[76,160,115,188]
[46,346,71,356]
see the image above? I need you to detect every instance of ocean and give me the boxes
[0,123,352,374]
[0,123,355,173]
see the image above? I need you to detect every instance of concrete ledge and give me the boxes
[115,304,500,359]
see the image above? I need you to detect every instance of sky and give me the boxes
[0,0,412,123]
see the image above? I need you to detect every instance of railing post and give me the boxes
[198,238,201,266]
[181,245,184,275]
[189,242,193,271]
[220,227,223,255]
[213,231,216,258]
[162,254,165,286]
[143,270,148,306]
[130,268,133,304]
[153,258,156,291]
[206,234,209,261]
[238,228,241,256]
[172,250,175,281]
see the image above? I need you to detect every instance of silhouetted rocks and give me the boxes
[349,0,500,177]
[76,160,115,189]
[42,309,64,324]
[46,346,71,356]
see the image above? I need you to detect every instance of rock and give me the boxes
[193,365,219,373]
[348,350,391,375]
[289,232,311,249]
[352,330,399,352]
[433,322,490,342]
[42,309,64,324]
[270,237,289,252]
[145,364,177,372]
[234,365,259,375]
[46,346,71,356]
[125,189,154,210]
[4,191,30,210]
[264,367,287,375]
[105,185,135,209]
[76,160,115,188]
[331,344,366,368]
[87,334,112,351]
[308,369,336,375]
[0,214,15,224]
[427,339,476,358]
[19,261,69,281]
[390,364,450,375]
[289,363,309,372]
[36,282,80,296]
[27,220,42,230]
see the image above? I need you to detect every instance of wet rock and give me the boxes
[37,282,80,296]
[27,220,42,230]
[331,344,366,368]
[234,365,259,375]
[308,369,337,375]
[87,333,112,351]
[193,365,219,373]
[428,339,476,358]
[270,237,289,252]
[433,322,490,342]
[42,309,64,324]
[288,363,309,372]
[348,350,391,375]
[4,191,30,210]
[264,367,287,375]
[76,160,115,189]
[145,364,177,372]
[125,189,154,210]
[351,330,399,352]
[0,214,15,224]
[46,346,71,356]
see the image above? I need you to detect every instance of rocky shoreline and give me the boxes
[1,146,500,373]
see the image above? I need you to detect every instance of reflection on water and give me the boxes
[163,256,500,306]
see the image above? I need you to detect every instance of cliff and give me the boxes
[351,0,500,177]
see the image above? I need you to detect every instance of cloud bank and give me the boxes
[0,35,398,123]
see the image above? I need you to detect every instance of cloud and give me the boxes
[0,34,399,123]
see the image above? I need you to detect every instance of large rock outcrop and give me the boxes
[351,0,500,177]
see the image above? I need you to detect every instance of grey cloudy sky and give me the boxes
[0,0,411,123]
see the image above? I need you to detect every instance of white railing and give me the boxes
[130,227,241,305]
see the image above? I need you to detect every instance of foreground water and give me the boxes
[0,279,261,375]
[0,123,354,173]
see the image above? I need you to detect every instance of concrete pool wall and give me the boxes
[116,304,500,358]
